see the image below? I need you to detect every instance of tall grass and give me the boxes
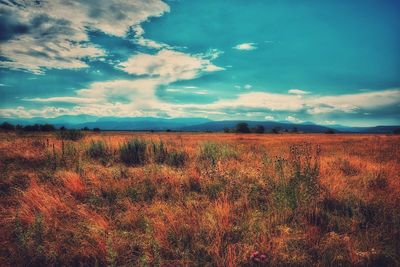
[119,138,147,166]
[86,140,112,164]
[1,132,399,266]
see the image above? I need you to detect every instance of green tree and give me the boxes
[235,123,250,133]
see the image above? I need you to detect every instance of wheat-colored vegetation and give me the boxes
[0,132,399,266]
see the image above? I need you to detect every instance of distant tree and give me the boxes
[272,127,281,134]
[82,126,89,131]
[93,127,101,132]
[291,127,298,133]
[393,128,400,135]
[235,123,250,133]
[166,129,171,132]
[23,124,40,132]
[223,127,231,133]
[252,125,265,134]
[60,126,66,131]
[40,124,55,131]
[15,124,23,131]
[0,122,15,131]
[325,129,335,134]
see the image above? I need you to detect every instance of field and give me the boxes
[0,132,399,266]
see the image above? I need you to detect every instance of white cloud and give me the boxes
[288,89,309,95]
[26,97,98,104]
[322,120,336,125]
[0,0,169,73]
[165,88,181,93]
[178,89,400,116]
[286,116,303,123]
[132,25,171,50]
[16,47,224,118]
[118,49,224,82]
[193,90,208,95]
[244,84,252,90]
[264,115,275,121]
[233,43,257,50]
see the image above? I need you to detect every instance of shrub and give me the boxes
[151,140,187,167]
[338,159,359,176]
[235,122,250,133]
[205,182,224,200]
[86,140,111,164]
[189,176,201,193]
[152,140,168,164]
[325,129,336,134]
[368,172,388,190]
[120,139,147,166]
[40,124,55,132]
[252,125,265,133]
[198,142,237,168]
[0,122,15,131]
[56,129,84,141]
[198,142,219,167]
[61,142,80,169]
[166,151,187,168]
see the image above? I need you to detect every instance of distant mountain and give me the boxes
[179,120,334,133]
[0,116,398,133]
[329,124,400,133]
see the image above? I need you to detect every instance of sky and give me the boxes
[0,0,399,126]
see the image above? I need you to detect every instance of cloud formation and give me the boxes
[288,89,309,95]
[0,0,169,73]
[118,49,224,82]
[233,43,257,50]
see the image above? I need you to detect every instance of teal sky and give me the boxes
[0,0,399,126]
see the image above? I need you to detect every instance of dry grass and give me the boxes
[0,132,399,266]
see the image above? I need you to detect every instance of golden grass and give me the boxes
[0,131,399,266]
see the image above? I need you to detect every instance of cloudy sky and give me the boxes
[0,0,399,126]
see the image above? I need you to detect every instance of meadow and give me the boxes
[0,131,399,266]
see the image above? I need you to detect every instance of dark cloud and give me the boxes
[0,8,29,41]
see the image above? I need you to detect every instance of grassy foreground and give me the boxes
[0,132,399,266]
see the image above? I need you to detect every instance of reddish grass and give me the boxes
[0,132,399,266]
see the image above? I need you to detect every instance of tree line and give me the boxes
[0,122,100,132]
[224,122,300,134]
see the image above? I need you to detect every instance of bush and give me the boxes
[86,140,111,164]
[166,151,187,168]
[120,139,147,166]
[198,142,219,167]
[152,140,168,164]
[235,122,250,133]
[151,140,187,167]
[40,124,55,132]
[56,129,84,141]
[198,142,237,168]
[252,125,265,133]
[0,122,15,131]
[325,129,335,134]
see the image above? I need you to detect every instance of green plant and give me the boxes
[86,140,111,164]
[198,142,237,169]
[152,140,168,164]
[166,150,187,168]
[120,139,147,166]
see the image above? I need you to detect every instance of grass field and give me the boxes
[0,132,399,266]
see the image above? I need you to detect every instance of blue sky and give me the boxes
[0,0,399,126]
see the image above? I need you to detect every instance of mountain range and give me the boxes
[0,115,399,133]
